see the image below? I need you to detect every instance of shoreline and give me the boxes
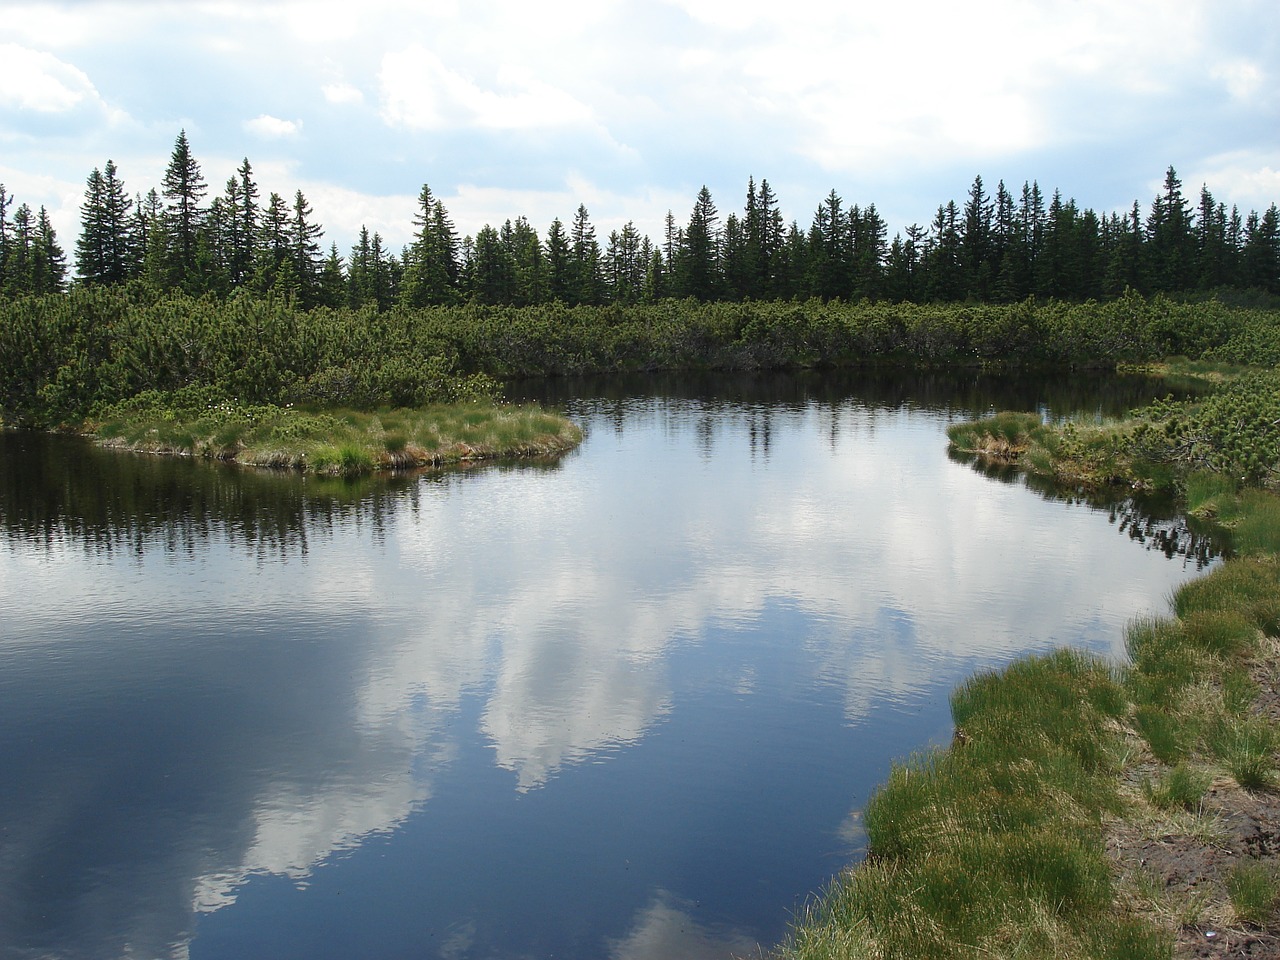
[776,382,1280,959]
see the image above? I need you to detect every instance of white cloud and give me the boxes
[608,893,759,960]
[243,114,302,139]
[1213,60,1265,101]
[0,43,100,113]
[378,44,594,131]
[1186,152,1280,211]
[322,81,364,105]
[0,0,1275,253]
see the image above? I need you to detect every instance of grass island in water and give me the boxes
[86,389,582,475]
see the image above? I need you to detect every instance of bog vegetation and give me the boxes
[92,387,581,475]
[785,366,1280,957]
[5,287,1280,430]
[4,130,1280,953]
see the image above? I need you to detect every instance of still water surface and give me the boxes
[1,372,1215,960]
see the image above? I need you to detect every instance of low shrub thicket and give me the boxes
[4,288,1279,427]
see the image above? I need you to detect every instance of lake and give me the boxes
[0,371,1216,960]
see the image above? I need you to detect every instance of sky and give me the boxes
[1,0,1277,261]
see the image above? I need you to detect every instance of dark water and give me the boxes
[0,372,1216,960]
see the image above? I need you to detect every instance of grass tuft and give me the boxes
[1235,490,1280,556]
[1142,763,1212,810]
[1228,860,1280,926]
[1133,705,1195,764]
[1209,715,1277,789]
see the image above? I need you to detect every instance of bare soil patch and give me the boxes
[1108,646,1280,958]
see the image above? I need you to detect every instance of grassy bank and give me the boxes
[946,369,1280,495]
[777,375,1280,959]
[86,388,582,475]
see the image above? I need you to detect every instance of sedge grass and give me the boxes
[1234,490,1280,556]
[1221,666,1260,715]
[1208,715,1277,789]
[1173,558,1280,637]
[1142,763,1212,811]
[88,399,583,475]
[1133,705,1196,764]
[792,391,1280,960]
[1228,860,1280,926]
[779,484,1280,960]
[1185,470,1239,521]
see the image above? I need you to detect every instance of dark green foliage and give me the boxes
[0,288,496,426]
[12,147,1280,310]
[5,290,1280,428]
[1129,372,1280,485]
[159,129,208,292]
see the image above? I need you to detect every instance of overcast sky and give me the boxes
[2,0,1277,259]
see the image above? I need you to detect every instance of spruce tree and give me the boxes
[719,212,748,301]
[253,192,291,295]
[602,220,643,304]
[76,167,108,285]
[1241,204,1280,294]
[289,189,324,307]
[961,175,994,300]
[225,158,259,289]
[544,218,571,303]
[160,129,208,291]
[851,204,887,300]
[0,185,11,297]
[680,186,720,301]
[34,206,67,294]
[468,224,514,304]
[568,204,602,305]
[3,203,33,293]
[401,184,460,307]
[317,243,346,308]
[1145,166,1194,292]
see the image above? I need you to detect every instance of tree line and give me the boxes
[0,131,1277,308]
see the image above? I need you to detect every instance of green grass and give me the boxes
[1173,558,1280,637]
[946,411,1044,458]
[1142,763,1212,811]
[1235,490,1280,556]
[1133,705,1195,764]
[1124,616,1203,709]
[1209,715,1277,789]
[1222,665,1260,715]
[1228,860,1280,926]
[780,398,1280,960]
[87,395,583,476]
[1185,470,1238,521]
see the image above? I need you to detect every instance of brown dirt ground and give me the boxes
[1106,640,1280,959]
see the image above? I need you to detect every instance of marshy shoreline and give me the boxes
[775,373,1280,959]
